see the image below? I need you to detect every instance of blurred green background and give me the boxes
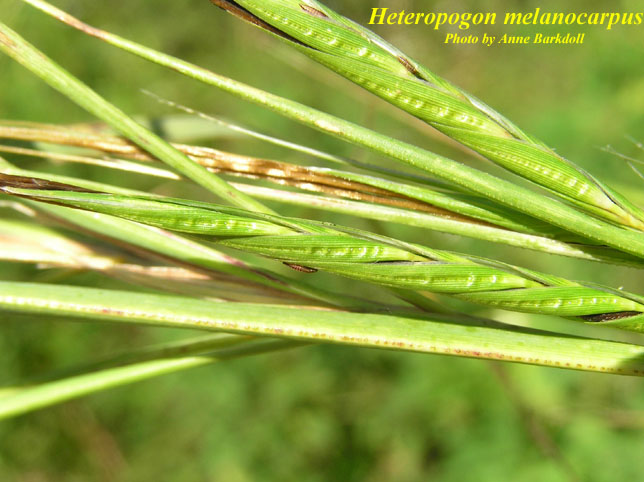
[1,0,644,480]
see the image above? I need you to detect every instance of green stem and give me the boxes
[2,281,644,376]
[0,334,296,419]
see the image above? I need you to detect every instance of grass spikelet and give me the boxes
[218,0,644,230]
[5,174,644,331]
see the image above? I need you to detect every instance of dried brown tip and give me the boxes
[0,173,98,193]
[582,311,642,322]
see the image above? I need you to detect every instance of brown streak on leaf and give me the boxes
[582,311,642,322]
[396,56,424,80]
[300,4,329,19]
[0,124,497,227]
[283,262,318,273]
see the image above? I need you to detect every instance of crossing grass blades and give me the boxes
[1,0,644,419]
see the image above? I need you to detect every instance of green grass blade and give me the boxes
[0,20,272,215]
[0,335,295,420]
[2,281,644,376]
